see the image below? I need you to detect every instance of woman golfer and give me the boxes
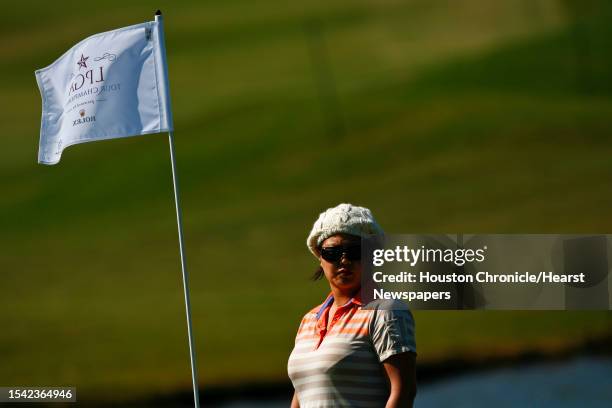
[288,203,417,408]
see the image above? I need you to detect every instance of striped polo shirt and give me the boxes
[287,293,416,408]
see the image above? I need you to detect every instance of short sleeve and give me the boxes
[369,308,416,362]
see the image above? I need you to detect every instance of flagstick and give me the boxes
[168,130,201,408]
[155,10,201,408]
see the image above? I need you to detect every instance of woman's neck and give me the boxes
[330,286,360,307]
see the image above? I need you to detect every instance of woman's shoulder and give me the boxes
[363,299,415,325]
[301,294,333,320]
[292,302,325,336]
[293,302,325,326]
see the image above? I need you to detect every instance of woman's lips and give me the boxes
[337,268,352,276]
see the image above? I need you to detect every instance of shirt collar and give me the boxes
[315,291,363,321]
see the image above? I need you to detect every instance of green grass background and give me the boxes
[1,0,611,401]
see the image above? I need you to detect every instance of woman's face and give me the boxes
[319,234,362,295]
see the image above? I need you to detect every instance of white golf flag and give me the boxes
[35,19,173,165]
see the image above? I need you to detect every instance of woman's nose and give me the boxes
[339,253,351,265]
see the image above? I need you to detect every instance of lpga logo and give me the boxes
[67,52,117,96]
[69,54,104,96]
[65,50,120,108]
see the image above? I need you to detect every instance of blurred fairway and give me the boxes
[1,0,612,402]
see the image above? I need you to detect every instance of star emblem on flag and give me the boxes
[77,54,89,69]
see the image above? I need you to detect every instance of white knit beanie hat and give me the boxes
[307,203,384,258]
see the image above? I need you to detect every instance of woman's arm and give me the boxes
[383,352,417,408]
[290,391,300,408]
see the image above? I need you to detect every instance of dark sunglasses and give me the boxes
[320,245,361,263]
